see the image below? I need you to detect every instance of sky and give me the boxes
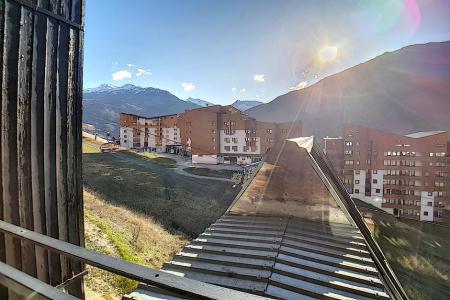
[84,0,450,105]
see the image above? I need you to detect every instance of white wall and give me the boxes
[120,127,134,148]
[220,130,260,155]
[420,191,435,221]
[352,170,366,197]
[192,155,219,164]
[371,170,384,197]
[148,128,157,148]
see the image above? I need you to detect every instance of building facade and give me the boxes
[120,106,302,165]
[119,113,181,153]
[324,124,449,222]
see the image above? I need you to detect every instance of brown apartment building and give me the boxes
[324,124,449,222]
[120,105,302,165]
[120,113,181,152]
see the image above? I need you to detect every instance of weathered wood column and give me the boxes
[0,0,84,296]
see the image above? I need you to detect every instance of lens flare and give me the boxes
[318,46,338,63]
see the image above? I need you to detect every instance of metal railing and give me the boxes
[0,220,270,300]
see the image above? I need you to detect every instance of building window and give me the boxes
[267,129,272,134]
[212,138,216,142]
[376,189,381,193]
[212,121,216,126]
[212,130,216,134]
[345,141,353,146]
[224,146,230,151]
[428,192,433,196]
[429,152,434,157]
[252,129,256,134]
[232,146,238,152]
[373,170,377,174]
[355,180,360,184]
[355,160,360,165]
[423,211,428,216]
[124,135,127,138]
[224,121,228,126]
[344,150,352,155]
[373,179,378,184]
[355,170,360,174]
[232,138,238,143]
[345,160,354,165]
[224,138,230,143]
[427,201,432,206]
[212,146,216,150]
[124,140,127,143]
[355,189,360,194]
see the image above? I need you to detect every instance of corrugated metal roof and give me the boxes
[126,138,405,299]
[158,214,390,300]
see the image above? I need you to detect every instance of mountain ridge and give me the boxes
[247,41,450,137]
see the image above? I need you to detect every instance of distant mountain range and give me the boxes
[185,97,215,107]
[247,41,450,137]
[231,100,264,111]
[83,84,264,138]
[83,84,200,137]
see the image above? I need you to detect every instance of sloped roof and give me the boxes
[405,130,446,138]
[159,214,389,300]
[127,138,405,299]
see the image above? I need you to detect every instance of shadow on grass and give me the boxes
[83,152,240,237]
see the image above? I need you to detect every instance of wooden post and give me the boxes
[0,0,85,297]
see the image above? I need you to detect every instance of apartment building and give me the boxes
[120,106,302,165]
[324,124,449,222]
[178,105,302,164]
[119,113,181,153]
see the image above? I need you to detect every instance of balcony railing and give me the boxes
[0,220,266,300]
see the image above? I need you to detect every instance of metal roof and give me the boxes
[127,138,406,300]
[405,130,446,138]
[154,213,390,300]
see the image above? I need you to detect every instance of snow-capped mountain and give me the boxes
[83,84,200,138]
[185,97,215,107]
[231,100,264,111]
[84,84,117,93]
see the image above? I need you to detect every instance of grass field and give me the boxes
[84,189,187,299]
[82,141,240,236]
[355,199,450,300]
[136,152,177,167]
[183,167,235,179]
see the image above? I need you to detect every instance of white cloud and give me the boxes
[254,74,265,82]
[231,87,237,92]
[181,82,195,92]
[136,68,152,77]
[112,61,118,65]
[127,63,135,67]
[112,70,132,81]
[289,81,308,90]
[241,88,246,92]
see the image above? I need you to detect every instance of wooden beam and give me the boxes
[17,4,37,277]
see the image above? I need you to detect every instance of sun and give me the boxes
[318,46,338,63]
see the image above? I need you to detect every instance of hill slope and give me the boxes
[83,84,200,138]
[232,100,264,111]
[185,97,215,107]
[247,41,450,136]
